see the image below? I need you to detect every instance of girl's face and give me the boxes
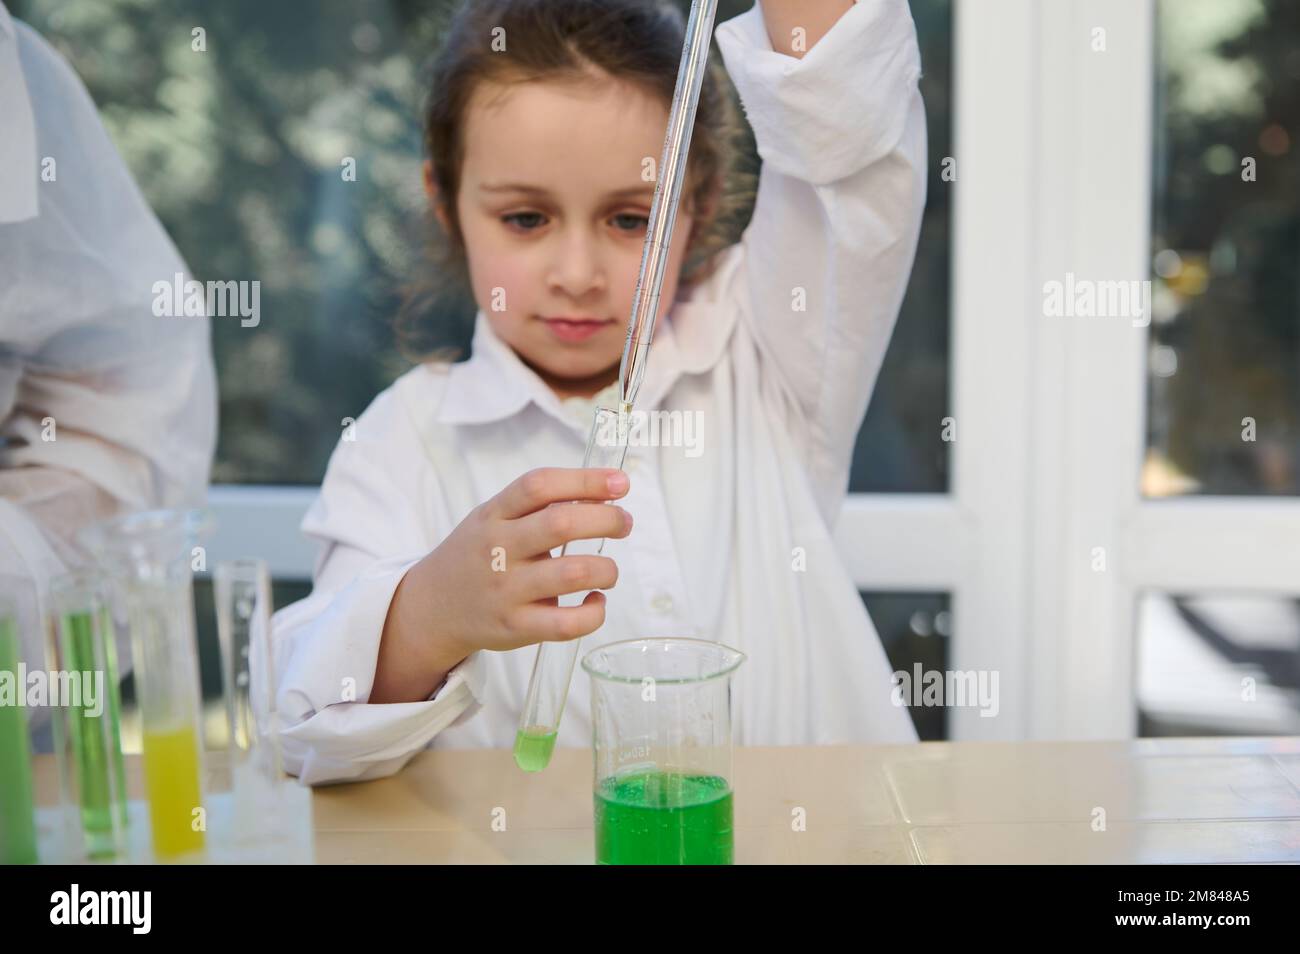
[428,73,698,400]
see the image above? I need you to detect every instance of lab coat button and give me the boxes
[650,593,674,614]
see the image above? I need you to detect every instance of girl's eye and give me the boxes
[500,211,647,233]
[502,212,545,231]
[612,214,649,233]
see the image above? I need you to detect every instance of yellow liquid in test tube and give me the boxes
[142,725,205,860]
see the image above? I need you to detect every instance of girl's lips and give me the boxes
[539,317,615,343]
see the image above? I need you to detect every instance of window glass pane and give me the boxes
[17,0,448,484]
[861,591,952,740]
[1137,591,1300,736]
[1146,0,1300,497]
[850,0,952,494]
[19,0,951,488]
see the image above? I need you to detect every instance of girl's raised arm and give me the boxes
[714,0,927,525]
[758,0,856,57]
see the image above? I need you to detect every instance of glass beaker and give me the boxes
[82,509,210,862]
[215,557,314,863]
[46,569,129,860]
[581,637,745,865]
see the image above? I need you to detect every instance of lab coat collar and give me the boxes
[436,312,551,427]
[0,2,39,224]
[437,250,739,428]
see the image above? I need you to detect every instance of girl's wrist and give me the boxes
[375,558,474,702]
[403,552,477,666]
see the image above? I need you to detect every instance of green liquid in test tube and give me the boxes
[512,727,558,772]
[59,607,128,857]
[0,614,39,864]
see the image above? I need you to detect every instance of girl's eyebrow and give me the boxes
[479,182,654,199]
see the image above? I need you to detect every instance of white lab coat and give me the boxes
[272,0,927,785]
[0,5,216,691]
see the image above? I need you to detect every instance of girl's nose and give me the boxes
[547,227,606,296]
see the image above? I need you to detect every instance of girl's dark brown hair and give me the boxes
[397,0,756,363]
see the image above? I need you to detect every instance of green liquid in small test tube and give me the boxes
[594,770,734,865]
[0,615,39,864]
[61,608,128,857]
[513,726,558,772]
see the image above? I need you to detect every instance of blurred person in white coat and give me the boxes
[0,3,216,714]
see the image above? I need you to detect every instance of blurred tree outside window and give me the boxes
[16,0,952,491]
[1146,0,1299,497]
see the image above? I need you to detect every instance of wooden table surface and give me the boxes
[33,736,1300,863]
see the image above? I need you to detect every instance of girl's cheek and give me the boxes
[466,240,531,316]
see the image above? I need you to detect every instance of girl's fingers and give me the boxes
[491,467,629,521]
[511,501,632,558]
[513,589,607,643]
[510,555,619,604]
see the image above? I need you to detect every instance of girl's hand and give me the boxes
[372,467,632,702]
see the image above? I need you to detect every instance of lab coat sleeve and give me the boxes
[714,0,927,526]
[0,17,215,684]
[1,19,216,510]
[271,385,487,786]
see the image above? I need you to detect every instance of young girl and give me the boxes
[272,0,926,785]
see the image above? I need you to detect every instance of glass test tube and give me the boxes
[47,570,129,860]
[0,594,39,864]
[84,510,209,861]
[216,558,278,781]
[514,405,631,772]
[215,557,314,862]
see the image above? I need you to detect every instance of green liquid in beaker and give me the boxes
[594,770,734,865]
[513,727,557,772]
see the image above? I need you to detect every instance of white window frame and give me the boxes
[841,0,1299,743]
[209,0,1300,742]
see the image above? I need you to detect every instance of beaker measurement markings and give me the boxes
[616,741,651,764]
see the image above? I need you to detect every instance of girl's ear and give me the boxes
[697,175,722,223]
[424,160,451,232]
[685,177,721,243]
